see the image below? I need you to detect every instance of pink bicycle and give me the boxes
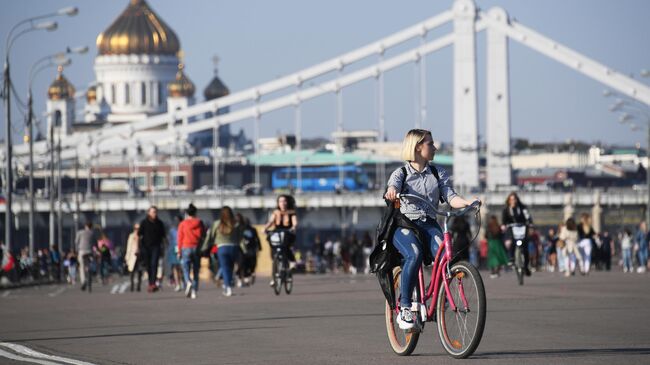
[385,194,486,358]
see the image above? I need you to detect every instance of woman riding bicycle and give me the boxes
[501,192,533,276]
[384,129,479,330]
[264,194,298,286]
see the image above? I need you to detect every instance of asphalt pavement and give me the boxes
[0,270,649,365]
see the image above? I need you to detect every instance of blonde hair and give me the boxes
[400,129,432,161]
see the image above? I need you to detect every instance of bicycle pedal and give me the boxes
[405,322,423,334]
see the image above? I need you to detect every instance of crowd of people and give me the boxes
[2,195,649,290]
[480,193,650,278]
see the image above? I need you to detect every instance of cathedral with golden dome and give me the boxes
[46,0,235,154]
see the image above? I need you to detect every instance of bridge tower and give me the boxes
[453,0,480,191]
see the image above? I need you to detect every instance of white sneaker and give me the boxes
[269,280,275,287]
[174,284,182,292]
[396,308,414,330]
[190,289,197,299]
[185,282,192,297]
[223,286,232,297]
[236,278,243,288]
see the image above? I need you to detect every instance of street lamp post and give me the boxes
[49,116,56,260]
[26,51,81,261]
[56,120,63,278]
[3,6,77,254]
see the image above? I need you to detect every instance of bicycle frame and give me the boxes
[420,230,467,320]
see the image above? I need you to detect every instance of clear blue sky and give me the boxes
[1,0,649,148]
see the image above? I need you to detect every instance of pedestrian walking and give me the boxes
[65,252,78,284]
[177,204,205,299]
[125,223,143,292]
[545,228,558,272]
[559,218,583,277]
[451,215,473,264]
[635,221,648,273]
[577,213,596,275]
[168,215,184,291]
[238,215,261,286]
[75,222,98,292]
[138,206,167,293]
[599,231,614,271]
[97,234,113,285]
[486,215,508,278]
[204,206,241,297]
[622,228,634,273]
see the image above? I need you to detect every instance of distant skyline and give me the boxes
[1,0,649,148]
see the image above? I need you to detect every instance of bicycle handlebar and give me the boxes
[264,228,294,234]
[395,193,481,218]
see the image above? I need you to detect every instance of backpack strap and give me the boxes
[399,166,407,193]
[429,164,445,204]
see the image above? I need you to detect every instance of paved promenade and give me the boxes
[0,271,649,364]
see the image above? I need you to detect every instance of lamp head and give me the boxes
[68,46,89,55]
[58,7,79,16]
[35,21,58,31]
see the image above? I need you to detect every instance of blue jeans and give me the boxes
[217,245,239,288]
[623,248,633,271]
[392,219,442,308]
[638,243,648,268]
[181,247,200,291]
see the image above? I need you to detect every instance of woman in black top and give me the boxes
[501,192,533,276]
[264,195,298,285]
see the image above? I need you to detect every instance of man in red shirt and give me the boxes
[177,204,205,299]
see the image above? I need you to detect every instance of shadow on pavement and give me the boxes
[472,347,650,359]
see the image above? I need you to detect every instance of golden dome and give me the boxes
[96,0,180,56]
[168,64,195,98]
[86,85,97,103]
[48,66,75,100]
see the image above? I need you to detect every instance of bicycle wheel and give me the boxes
[272,258,282,295]
[515,246,524,286]
[385,267,419,356]
[436,261,486,359]
[284,270,293,294]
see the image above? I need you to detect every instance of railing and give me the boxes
[4,188,647,213]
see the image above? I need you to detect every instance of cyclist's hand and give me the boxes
[384,186,398,201]
[465,198,481,209]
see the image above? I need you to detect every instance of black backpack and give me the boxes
[241,227,260,257]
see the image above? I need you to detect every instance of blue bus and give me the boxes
[272,165,369,192]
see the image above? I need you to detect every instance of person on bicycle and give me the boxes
[75,222,98,292]
[384,129,479,330]
[264,194,298,287]
[501,192,533,276]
